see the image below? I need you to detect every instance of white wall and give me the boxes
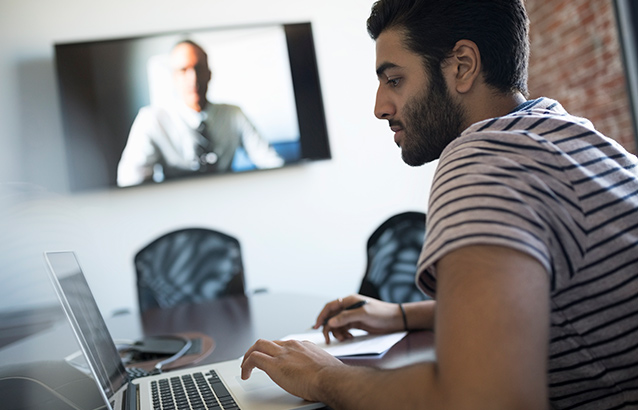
[0,0,436,317]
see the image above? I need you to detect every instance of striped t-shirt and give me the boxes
[416,97,638,409]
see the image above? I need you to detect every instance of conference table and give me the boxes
[0,292,436,409]
[139,292,436,369]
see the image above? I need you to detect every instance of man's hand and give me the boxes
[313,295,435,344]
[313,295,404,344]
[240,338,345,402]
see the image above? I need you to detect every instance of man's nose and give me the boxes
[185,68,199,84]
[374,86,395,120]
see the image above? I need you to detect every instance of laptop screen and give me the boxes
[44,251,128,403]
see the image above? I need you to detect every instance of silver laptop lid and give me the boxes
[44,251,129,409]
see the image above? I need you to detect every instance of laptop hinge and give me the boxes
[125,381,139,410]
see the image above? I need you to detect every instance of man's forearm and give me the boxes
[316,362,441,410]
[315,357,547,410]
[403,300,436,330]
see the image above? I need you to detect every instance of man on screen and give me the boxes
[116,40,284,187]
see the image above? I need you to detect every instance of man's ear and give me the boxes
[448,39,481,94]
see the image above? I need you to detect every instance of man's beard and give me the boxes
[397,67,467,166]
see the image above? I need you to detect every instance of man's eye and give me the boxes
[386,77,401,87]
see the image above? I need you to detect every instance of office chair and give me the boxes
[359,211,432,304]
[134,228,245,313]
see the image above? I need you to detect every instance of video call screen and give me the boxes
[55,22,330,191]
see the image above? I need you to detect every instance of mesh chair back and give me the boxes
[134,228,245,312]
[359,212,431,303]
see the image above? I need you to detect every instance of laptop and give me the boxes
[44,251,324,410]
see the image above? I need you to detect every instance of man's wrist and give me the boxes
[398,303,409,331]
[315,363,345,406]
[403,300,436,330]
[315,363,370,408]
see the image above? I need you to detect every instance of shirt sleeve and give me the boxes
[117,108,161,187]
[235,108,285,169]
[416,132,566,296]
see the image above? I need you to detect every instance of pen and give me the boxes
[323,300,368,325]
[344,300,367,310]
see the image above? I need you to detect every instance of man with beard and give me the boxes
[240,1,638,409]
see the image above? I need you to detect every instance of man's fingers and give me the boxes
[241,339,283,379]
[314,298,344,329]
[332,327,353,342]
[322,323,332,344]
[322,319,355,343]
[241,349,275,379]
[243,338,282,358]
[315,295,365,329]
[327,308,363,329]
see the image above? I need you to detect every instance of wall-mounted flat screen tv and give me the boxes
[54,22,330,191]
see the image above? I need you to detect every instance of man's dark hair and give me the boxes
[367,0,529,96]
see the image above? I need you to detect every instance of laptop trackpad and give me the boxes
[236,370,277,391]
[228,366,324,409]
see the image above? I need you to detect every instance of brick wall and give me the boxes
[526,0,637,154]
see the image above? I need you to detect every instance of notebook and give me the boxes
[44,251,324,410]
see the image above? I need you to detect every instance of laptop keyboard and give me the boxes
[127,367,152,380]
[150,369,241,410]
